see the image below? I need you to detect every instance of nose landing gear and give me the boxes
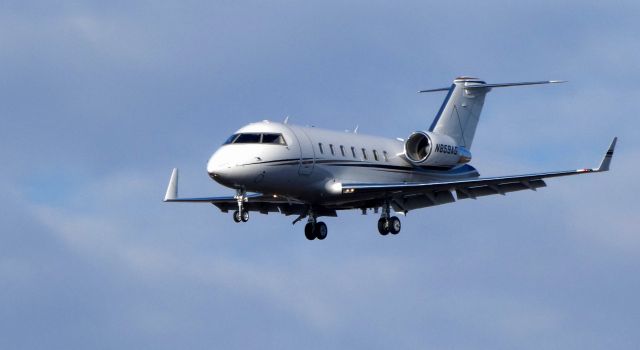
[233,209,249,223]
[232,189,249,223]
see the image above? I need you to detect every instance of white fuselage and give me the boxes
[207,121,479,204]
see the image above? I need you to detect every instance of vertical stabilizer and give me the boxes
[427,77,488,149]
[421,77,564,150]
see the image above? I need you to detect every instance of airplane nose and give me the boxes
[207,151,233,182]
[207,158,225,174]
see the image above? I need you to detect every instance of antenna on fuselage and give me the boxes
[354,125,359,134]
[283,116,289,124]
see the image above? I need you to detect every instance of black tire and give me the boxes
[377,218,390,235]
[304,223,315,240]
[233,210,242,223]
[241,209,249,222]
[315,222,328,240]
[389,216,401,234]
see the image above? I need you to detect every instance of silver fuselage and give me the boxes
[206,121,479,205]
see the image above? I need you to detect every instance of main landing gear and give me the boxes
[232,189,249,223]
[377,201,401,236]
[377,216,401,235]
[304,221,328,240]
[300,209,328,240]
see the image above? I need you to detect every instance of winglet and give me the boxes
[596,137,617,172]
[164,168,178,201]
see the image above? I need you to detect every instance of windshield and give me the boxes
[223,133,287,145]
[224,134,239,144]
[234,133,261,143]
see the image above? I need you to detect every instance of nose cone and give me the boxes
[207,149,234,186]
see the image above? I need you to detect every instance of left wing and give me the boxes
[163,168,310,215]
[342,137,617,202]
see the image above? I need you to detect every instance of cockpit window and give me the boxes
[234,133,261,143]
[261,133,286,145]
[223,133,287,145]
[224,134,239,144]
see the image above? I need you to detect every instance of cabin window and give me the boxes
[340,145,346,157]
[329,144,335,155]
[351,146,356,158]
[383,150,389,162]
[234,133,261,144]
[261,133,286,145]
[318,143,324,154]
[362,148,368,160]
[373,150,379,161]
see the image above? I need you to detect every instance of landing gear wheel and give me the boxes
[377,218,390,235]
[233,210,242,223]
[315,222,328,240]
[304,223,315,240]
[389,216,401,234]
[240,209,249,222]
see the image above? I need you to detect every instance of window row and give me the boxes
[318,143,388,162]
[224,133,287,145]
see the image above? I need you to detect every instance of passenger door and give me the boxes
[296,128,315,175]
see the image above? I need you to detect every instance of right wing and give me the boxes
[341,137,617,207]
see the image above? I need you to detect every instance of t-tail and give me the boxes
[420,77,565,149]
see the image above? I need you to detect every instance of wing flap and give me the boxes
[212,201,308,215]
[455,179,546,200]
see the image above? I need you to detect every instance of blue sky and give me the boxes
[1,1,639,349]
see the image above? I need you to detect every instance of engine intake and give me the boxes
[404,131,471,167]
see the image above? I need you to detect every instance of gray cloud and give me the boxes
[1,1,639,349]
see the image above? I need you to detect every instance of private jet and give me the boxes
[164,77,617,240]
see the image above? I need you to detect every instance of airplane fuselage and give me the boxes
[206,121,479,205]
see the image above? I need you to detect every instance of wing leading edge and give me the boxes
[342,137,617,201]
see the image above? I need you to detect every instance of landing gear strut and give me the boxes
[377,201,401,236]
[232,189,249,223]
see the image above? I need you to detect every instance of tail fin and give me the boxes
[420,77,565,149]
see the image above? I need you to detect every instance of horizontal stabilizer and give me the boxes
[418,87,451,93]
[419,80,565,93]
[464,80,566,89]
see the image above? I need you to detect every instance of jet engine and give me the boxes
[404,131,472,168]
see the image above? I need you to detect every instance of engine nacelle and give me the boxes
[404,131,472,167]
